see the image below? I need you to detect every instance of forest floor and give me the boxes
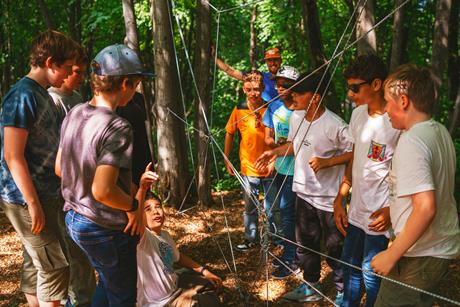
[1,190,460,306]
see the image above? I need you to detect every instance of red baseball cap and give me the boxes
[264,48,281,60]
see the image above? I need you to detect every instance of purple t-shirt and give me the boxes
[60,102,133,230]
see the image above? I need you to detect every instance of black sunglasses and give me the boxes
[347,81,369,94]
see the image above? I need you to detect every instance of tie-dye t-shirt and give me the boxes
[262,99,295,175]
[137,229,181,306]
[0,77,61,205]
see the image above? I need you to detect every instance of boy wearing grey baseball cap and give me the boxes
[56,44,158,306]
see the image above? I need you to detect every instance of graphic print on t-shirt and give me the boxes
[159,241,175,274]
[367,140,386,162]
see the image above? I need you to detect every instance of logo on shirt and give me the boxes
[159,241,174,274]
[367,140,386,162]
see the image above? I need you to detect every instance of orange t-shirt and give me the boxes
[225,102,270,177]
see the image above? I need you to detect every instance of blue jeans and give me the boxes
[241,176,278,243]
[65,210,138,307]
[341,224,389,307]
[273,174,296,263]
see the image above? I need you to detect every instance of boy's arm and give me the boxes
[333,148,354,236]
[264,127,277,148]
[371,190,436,276]
[254,141,293,171]
[55,148,62,178]
[224,132,235,176]
[177,253,223,288]
[3,127,44,235]
[309,151,353,173]
[214,55,244,81]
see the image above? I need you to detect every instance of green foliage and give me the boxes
[1,0,459,194]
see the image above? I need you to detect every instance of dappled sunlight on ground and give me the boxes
[1,191,460,306]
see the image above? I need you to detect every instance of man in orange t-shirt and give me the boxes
[224,70,274,252]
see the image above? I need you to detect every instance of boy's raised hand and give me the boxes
[139,162,159,191]
[368,207,390,232]
[254,150,276,172]
[333,196,348,236]
[309,157,329,173]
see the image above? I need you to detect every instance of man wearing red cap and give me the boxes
[213,47,282,102]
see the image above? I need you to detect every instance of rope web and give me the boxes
[165,0,460,305]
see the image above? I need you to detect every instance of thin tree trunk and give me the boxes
[301,0,342,115]
[301,0,327,68]
[389,0,408,71]
[151,0,189,208]
[249,5,257,70]
[194,0,213,207]
[447,0,459,101]
[356,0,376,55]
[449,87,460,135]
[122,0,139,52]
[431,0,452,90]
[36,0,55,30]
[68,0,82,43]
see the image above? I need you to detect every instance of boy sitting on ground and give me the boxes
[256,71,352,304]
[371,64,460,307]
[137,191,223,307]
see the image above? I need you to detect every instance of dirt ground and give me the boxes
[1,191,460,306]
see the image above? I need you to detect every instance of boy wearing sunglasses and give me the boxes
[334,54,401,307]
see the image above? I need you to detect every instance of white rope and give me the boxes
[269,232,460,306]
[269,251,339,306]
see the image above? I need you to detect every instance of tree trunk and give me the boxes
[449,87,460,135]
[447,0,459,101]
[249,5,257,70]
[389,0,408,71]
[356,0,377,55]
[301,0,327,68]
[301,0,342,115]
[151,0,190,208]
[431,0,452,90]
[122,0,139,52]
[193,0,213,207]
[68,0,82,43]
[36,0,56,30]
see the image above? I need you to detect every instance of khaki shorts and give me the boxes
[375,256,450,307]
[1,199,69,302]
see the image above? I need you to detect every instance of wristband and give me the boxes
[199,266,207,275]
[128,198,139,212]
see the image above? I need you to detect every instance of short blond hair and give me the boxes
[384,64,438,115]
[242,70,264,89]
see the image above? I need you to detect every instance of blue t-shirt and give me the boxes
[0,77,61,205]
[262,99,295,175]
[262,72,278,102]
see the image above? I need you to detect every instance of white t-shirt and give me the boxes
[347,105,401,236]
[137,229,181,307]
[288,108,352,212]
[389,120,460,258]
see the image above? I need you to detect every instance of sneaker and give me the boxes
[335,291,344,306]
[271,262,301,279]
[235,241,256,252]
[282,282,322,302]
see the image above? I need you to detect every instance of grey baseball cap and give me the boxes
[92,44,154,77]
[276,66,300,81]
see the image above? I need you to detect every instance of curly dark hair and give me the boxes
[343,53,388,83]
